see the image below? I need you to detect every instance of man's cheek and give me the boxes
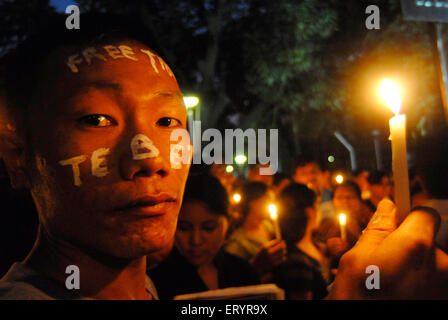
[58,149,112,187]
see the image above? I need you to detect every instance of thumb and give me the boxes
[353,199,398,251]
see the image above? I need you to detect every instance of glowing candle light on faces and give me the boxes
[379,79,410,221]
[338,213,347,241]
[268,204,281,240]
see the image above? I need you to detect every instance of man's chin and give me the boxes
[113,238,173,259]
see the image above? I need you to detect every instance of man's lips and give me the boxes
[114,195,177,216]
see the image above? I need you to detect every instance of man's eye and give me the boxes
[157,117,181,128]
[78,115,116,127]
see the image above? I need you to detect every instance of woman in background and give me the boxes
[272,183,328,300]
[224,181,286,278]
[148,173,259,299]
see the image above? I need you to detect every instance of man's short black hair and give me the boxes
[0,13,162,121]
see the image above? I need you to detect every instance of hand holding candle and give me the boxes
[268,204,281,240]
[339,213,347,241]
[379,79,410,221]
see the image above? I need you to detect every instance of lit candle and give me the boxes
[268,204,281,240]
[335,174,344,184]
[232,193,241,203]
[339,213,347,241]
[380,79,410,221]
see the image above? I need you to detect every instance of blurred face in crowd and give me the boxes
[370,176,393,201]
[249,189,275,220]
[175,200,229,266]
[293,163,320,189]
[11,41,191,259]
[333,186,362,216]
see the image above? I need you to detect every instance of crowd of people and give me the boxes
[145,139,448,300]
[146,155,442,300]
[0,13,448,300]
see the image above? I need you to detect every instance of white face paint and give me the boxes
[65,44,175,78]
[59,135,162,187]
[91,147,110,178]
[59,155,87,187]
[131,134,160,160]
[170,129,192,169]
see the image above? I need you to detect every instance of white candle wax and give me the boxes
[339,213,347,241]
[274,220,281,240]
[269,205,282,240]
[389,114,411,221]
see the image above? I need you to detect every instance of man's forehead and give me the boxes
[62,41,175,79]
[79,80,183,99]
[40,42,184,108]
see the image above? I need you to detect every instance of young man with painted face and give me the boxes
[1,13,448,300]
[0,14,191,299]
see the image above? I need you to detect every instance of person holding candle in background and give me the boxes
[148,172,260,299]
[272,183,329,299]
[224,181,286,278]
[314,181,375,282]
[269,203,282,240]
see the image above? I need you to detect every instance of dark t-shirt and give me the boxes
[148,248,260,300]
[271,245,328,300]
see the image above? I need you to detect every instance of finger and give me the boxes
[266,241,286,252]
[392,206,441,249]
[436,248,448,272]
[372,207,441,271]
[353,199,398,251]
[264,239,282,249]
[267,244,286,256]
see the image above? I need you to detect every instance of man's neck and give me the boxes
[23,227,151,300]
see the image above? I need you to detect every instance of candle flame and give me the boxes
[233,193,241,203]
[268,204,277,220]
[335,174,344,184]
[379,79,401,115]
[339,213,347,226]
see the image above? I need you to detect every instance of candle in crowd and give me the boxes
[380,79,410,221]
[339,213,347,241]
[268,204,281,240]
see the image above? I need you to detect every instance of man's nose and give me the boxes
[119,135,171,181]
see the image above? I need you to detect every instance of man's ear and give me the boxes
[0,124,31,189]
